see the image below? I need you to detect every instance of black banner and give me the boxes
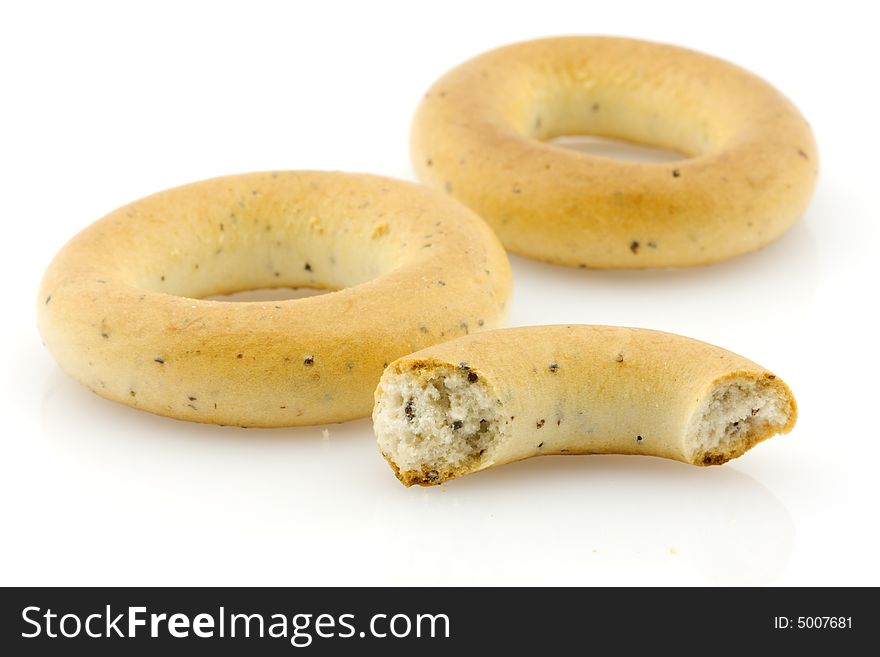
[0,587,868,655]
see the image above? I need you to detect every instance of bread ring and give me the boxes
[37,171,511,427]
[373,325,796,486]
[411,36,818,268]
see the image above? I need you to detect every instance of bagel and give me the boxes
[373,325,796,486]
[411,36,818,268]
[37,171,511,427]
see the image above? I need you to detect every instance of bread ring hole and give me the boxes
[522,76,724,156]
[205,286,334,302]
[549,135,684,163]
[124,200,399,299]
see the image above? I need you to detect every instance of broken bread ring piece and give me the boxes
[411,36,818,268]
[37,171,510,427]
[373,325,796,486]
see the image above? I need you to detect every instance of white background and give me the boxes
[1,0,877,586]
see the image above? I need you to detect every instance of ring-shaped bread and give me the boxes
[373,325,797,486]
[38,171,511,426]
[411,36,818,268]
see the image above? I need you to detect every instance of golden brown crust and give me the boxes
[386,458,474,488]
[374,325,797,485]
[37,171,511,426]
[411,36,818,268]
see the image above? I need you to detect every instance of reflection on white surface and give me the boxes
[390,456,793,586]
[37,365,791,586]
[507,217,819,346]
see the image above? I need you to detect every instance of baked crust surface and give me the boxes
[412,36,818,267]
[38,171,511,426]
[374,325,797,485]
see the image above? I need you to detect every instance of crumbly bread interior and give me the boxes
[688,378,791,465]
[374,365,505,485]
